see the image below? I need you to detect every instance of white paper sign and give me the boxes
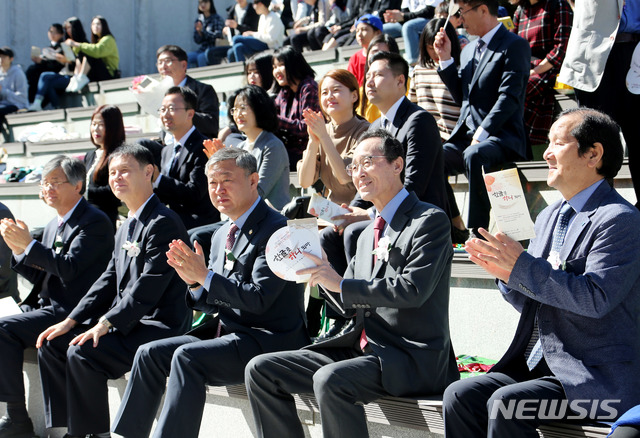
[265,218,322,283]
[307,193,350,226]
[0,297,22,318]
[484,168,536,241]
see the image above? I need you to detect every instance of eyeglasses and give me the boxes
[345,156,386,176]
[230,105,249,116]
[40,180,69,190]
[458,4,482,18]
[157,106,188,115]
[156,58,177,67]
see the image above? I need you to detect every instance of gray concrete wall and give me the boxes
[0,0,235,79]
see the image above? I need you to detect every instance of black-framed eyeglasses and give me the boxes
[345,156,387,176]
[458,4,482,18]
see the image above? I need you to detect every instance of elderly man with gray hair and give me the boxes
[0,155,114,438]
[111,147,309,438]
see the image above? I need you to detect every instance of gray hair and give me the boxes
[43,155,86,195]
[205,147,257,176]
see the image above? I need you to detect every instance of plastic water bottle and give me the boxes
[219,101,228,130]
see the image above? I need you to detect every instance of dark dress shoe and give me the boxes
[0,416,35,438]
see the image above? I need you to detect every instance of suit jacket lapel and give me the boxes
[174,131,195,174]
[389,98,409,138]
[370,193,417,278]
[470,26,505,90]
[118,196,159,283]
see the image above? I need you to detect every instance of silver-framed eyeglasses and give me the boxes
[345,156,387,176]
[157,106,187,115]
[230,105,249,116]
[156,58,177,67]
[40,180,69,190]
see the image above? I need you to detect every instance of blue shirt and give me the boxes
[620,0,640,34]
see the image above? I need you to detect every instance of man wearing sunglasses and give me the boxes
[435,0,530,238]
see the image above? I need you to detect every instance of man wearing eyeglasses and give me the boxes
[435,0,530,239]
[245,129,459,437]
[0,156,114,438]
[155,45,219,138]
[152,86,220,230]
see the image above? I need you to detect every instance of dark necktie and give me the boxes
[169,144,182,174]
[525,202,574,370]
[226,223,239,251]
[473,39,486,74]
[361,215,387,351]
[127,218,137,242]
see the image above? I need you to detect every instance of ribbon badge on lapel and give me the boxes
[54,235,64,254]
[224,249,236,270]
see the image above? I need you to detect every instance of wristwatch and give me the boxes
[98,315,113,330]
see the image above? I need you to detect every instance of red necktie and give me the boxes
[361,215,387,351]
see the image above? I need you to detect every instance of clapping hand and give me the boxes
[203,138,224,158]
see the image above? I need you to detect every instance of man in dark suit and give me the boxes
[444,109,640,437]
[0,156,113,438]
[35,145,192,438]
[245,129,459,437]
[152,86,220,229]
[435,0,530,235]
[111,147,309,438]
[156,45,219,138]
[0,202,18,301]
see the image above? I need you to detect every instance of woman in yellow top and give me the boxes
[65,15,119,92]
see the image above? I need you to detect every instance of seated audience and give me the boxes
[303,0,350,51]
[187,0,225,68]
[158,45,219,139]
[383,0,436,65]
[0,156,113,438]
[84,105,125,228]
[272,46,320,169]
[25,23,65,103]
[206,0,261,65]
[227,0,285,62]
[0,47,28,125]
[28,17,87,112]
[65,15,120,93]
[152,87,220,229]
[112,147,309,438]
[285,0,330,53]
[245,129,459,437]
[0,202,17,301]
[347,14,383,86]
[509,0,573,150]
[246,51,274,91]
[444,108,640,437]
[36,144,192,438]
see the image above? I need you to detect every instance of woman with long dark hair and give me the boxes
[65,15,120,92]
[272,46,320,169]
[84,104,125,227]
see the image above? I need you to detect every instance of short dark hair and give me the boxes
[369,51,409,90]
[360,35,400,115]
[165,86,198,110]
[109,143,155,168]
[419,18,461,68]
[43,155,87,195]
[457,0,499,16]
[235,85,279,132]
[245,52,274,91]
[206,147,258,176]
[50,23,64,35]
[559,108,624,180]
[272,46,315,93]
[254,0,271,7]
[156,45,188,62]
[357,128,405,181]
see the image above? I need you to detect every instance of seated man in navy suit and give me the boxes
[245,129,459,437]
[36,145,192,438]
[435,0,530,237]
[152,86,220,229]
[444,108,640,437]
[0,156,114,438]
[111,147,309,438]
